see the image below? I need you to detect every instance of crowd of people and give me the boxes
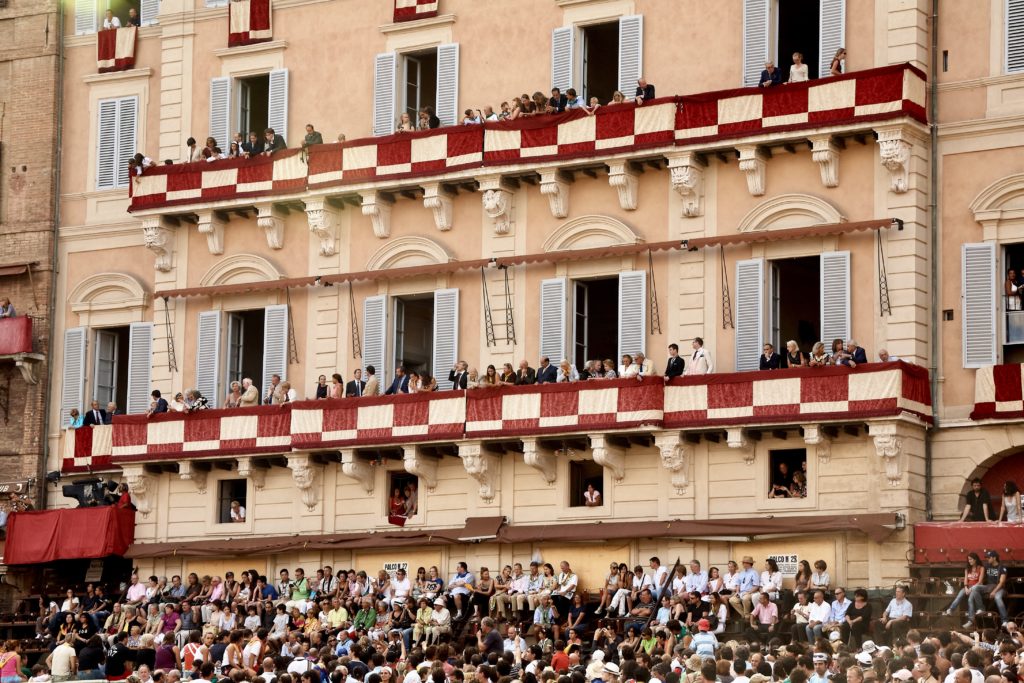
[758,49,846,88]
[757,339,896,371]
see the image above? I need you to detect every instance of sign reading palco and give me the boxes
[768,554,799,575]
[384,562,409,580]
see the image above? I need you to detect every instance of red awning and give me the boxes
[913,522,1024,564]
[3,506,136,565]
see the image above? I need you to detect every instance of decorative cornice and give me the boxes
[590,434,626,482]
[212,39,289,57]
[607,161,639,210]
[141,216,175,272]
[82,67,154,84]
[196,210,226,255]
[736,145,768,196]
[256,204,286,250]
[123,465,152,516]
[378,13,456,34]
[726,428,755,464]
[809,134,840,188]
[458,441,499,504]
[236,457,268,490]
[876,127,912,194]
[521,437,557,485]
[361,192,394,239]
[666,152,705,218]
[802,424,832,465]
[304,198,339,255]
[868,423,904,487]
[539,168,572,219]
[340,450,374,494]
[403,446,439,492]
[178,461,209,493]
[422,183,454,232]
[287,453,322,510]
[653,431,689,495]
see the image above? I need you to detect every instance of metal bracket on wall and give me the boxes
[161,297,178,372]
[503,265,517,346]
[648,250,662,335]
[285,289,299,364]
[721,245,734,329]
[877,231,892,316]
[482,268,496,348]
[349,282,361,359]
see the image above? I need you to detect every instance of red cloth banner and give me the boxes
[394,0,437,22]
[4,506,136,565]
[228,0,272,48]
[0,316,32,355]
[96,27,137,73]
[913,522,1024,564]
[971,364,1024,420]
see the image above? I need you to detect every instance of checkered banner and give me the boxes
[97,26,137,73]
[229,0,273,48]
[971,364,1024,420]
[394,0,438,22]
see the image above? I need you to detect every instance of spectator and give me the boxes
[999,480,1022,522]
[548,88,568,113]
[664,343,685,380]
[480,364,498,386]
[0,297,15,317]
[729,556,760,617]
[808,341,830,366]
[462,109,482,125]
[942,552,983,622]
[83,400,106,427]
[242,132,264,157]
[104,401,118,423]
[185,136,199,162]
[565,88,584,109]
[147,390,168,416]
[759,62,782,88]
[687,337,714,374]
[537,357,557,384]
[836,340,867,367]
[497,102,512,120]
[397,112,416,132]
[274,380,296,404]
[239,378,260,406]
[805,590,831,642]
[785,340,806,367]
[498,362,516,385]
[531,92,549,114]
[264,374,282,404]
[66,409,83,430]
[102,9,121,29]
[465,368,481,389]
[184,388,209,412]
[745,592,778,643]
[206,147,225,162]
[346,370,366,398]
[202,137,216,159]
[228,141,241,158]
[759,343,782,370]
[516,360,537,385]
[482,105,498,121]
[420,106,440,129]
[788,52,808,83]
[810,560,831,592]
[303,124,323,146]
[609,90,626,105]
[168,391,186,412]
[585,96,602,114]
[620,354,638,379]
[312,375,328,400]
[583,483,601,507]
[556,359,578,383]
[449,361,469,389]
[602,359,618,379]
[385,366,409,395]
[830,48,846,77]
[873,584,912,645]
[364,366,380,396]
[634,77,656,104]
[959,477,992,522]
[842,588,872,647]
[229,500,245,523]
[46,635,77,682]
[262,128,287,155]
[968,550,1008,627]
[877,349,900,362]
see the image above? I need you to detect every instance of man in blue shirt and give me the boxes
[728,555,761,617]
[874,584,913,645]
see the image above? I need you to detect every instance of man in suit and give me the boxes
[385,366,409,395]
[104,402,119,424]
[548,88,568,113]
[242,132,264,157]
[448,361,469,390]
[346,369,366,398]
[759,62,782,88]
[83,400,107,427]
[634,77,656,105]
[147,390,168,416]
[837,340,868,368]
[262,127,287,156]
[239,377,260,406]
[664,344,685,382]
[515,360,536,386]
[536,357,558,384]
[635,351,654,377]
[759,343,782,370]
[264,374,281,404]
[686,337,714,375]
[363,365,380,396]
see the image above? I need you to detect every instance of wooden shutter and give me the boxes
[140,0,159,26]
[819,251,851,346]
[363,296,387,385]
[61,327,87,426]
[96,99,118,190]
[75,0,97,35]
[195,311,222,405]
[267,69,289,141]
[262,304,289,395]
[617,271,647,363]
[126,322,153,415]
[819,0,846,78]
[209,77,231,152]
[539,278,567,362]
[617,15,644,96]
[373,52,397,137]
[116,97,138,188]
[1009,0,1024,73]
[963,243,997,368]
[734,259,764,372]
[435,44,460,128]
[432,289,460,390]
[551,26,574,93]
[743,0,770,86]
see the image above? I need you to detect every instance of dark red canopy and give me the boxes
[4,506,136,565]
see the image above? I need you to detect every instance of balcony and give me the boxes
[0,317,43,385]
[129,64,927,219]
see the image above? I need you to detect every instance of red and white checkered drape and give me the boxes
[394,0,438,22]
[229,0,272,47]
[97,26,137,73]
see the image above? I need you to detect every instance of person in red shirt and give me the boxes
[550,641,570,672]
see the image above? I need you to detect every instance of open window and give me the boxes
[75,0,157,34]
[768,448,808,499]
[217,479,247,524]
[775,0,821,80]
[387,472,418,519]
[573,278,618,370]
[1003,244,1024,362]
[403,49,438,122]
[374,45,459,135]
[768,256,820,351]
[208,70,288,156]
[569,460,604,507]
[392,294,434,378]
[226,310,266,389]
[552,16,643,104]
[237,75,270,141]
[94,327,129,410]
[743,0,845,86]
[581,23,619,103]
[195,305,287,405]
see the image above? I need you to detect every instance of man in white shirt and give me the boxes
[501,563,528,618]
[551,561,578,616]
[722,560,740,593]
[391,568,412,606]
[635,351,655,377]
[102,9,121,29]
[686,337,714,375]
[649,556,670,600]
[230,500,246,523]
[810,653,832,683]
[124,573,147,608]
[805,590,833,642]
[876,584,913,645]
[827,587,852,635]
[426,598,451,645]
[47,636,78,682]
[260,658,278,683]
[685,560,708,594]
[502,624,527,654]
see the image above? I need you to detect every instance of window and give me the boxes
[237,75,270,141]
[581,22,619,103]
[75,0,157,34]
[552,16,642,104]
[1008,0,1024,74]
[96,96,137,190]
[387,472,418,519]
[392,294,434,378]
[769,256,820,351]
[209,70,288,158]
[94,327,129,409]
[195,305,288,406]
[743,0,844,86]
[573,278,618,370]
[374,45,458,135]
[403,49,438,122]
[767,448,807,499]
[569,460,604,507]
[1003,244,1024,361]
[217,479,247,524]
[226,310,266,389]
[775,0,820,79]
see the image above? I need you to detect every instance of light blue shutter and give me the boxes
[126,322,153,415]
[735,259,764,372]
[436,44,460,128]
[195,311,222,404]
[268,69,289,141]
[617,15,644,96]
[363,296,387,385]
[819,251,851,345]
[540,278,567,362]
[743,0,770,86]
[76,0,97,35]
[61,327,87,426]
[618,271,647,363]
[116,97,138,188]
[96,99,118,190]
[140,0,159,26]
[1009,0,1024,73]
[432,289,460,390]
[262,304,289,395]
[819,0,846,78]
[551,27,574,93]
[963,243,997,368]
[373,53,397,137]
[209,77,231,152]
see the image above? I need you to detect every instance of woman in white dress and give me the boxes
[1000,480,1022,522]
[788,52,809,83]
[1006,269,1022,310]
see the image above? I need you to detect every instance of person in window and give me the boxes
[229,500,245,523]
[262,128,286,156]
[556,360,578,383]
[788,52,809,83]
[167,391,185,412]
[184,389,209,412]
[201,137,216,159]
[790,470,807,498]
[609,90,626,105]
[396,112,416,133]
[205,146,225,162]
[634,77,656,104]
[465,368,481,389]
[228,141,241,158]
[242,132,263,157]
[1005,268,1022,310]
[548,88,568,113]
[302,124,323,147]
[686,337,714,374]
[0,297,16,318]
[102,9,121,29]
[420,106,440,129]
[404,481,418,517]
[224,381,242,408]
[274,380,296,403]
[66,408,83,429]
[462,109,482,125]
[836,339,867,368]
[759,343,782,370]
[759,62,782,88]
[584,484,602,507]
[829,48,846,77]
[312,375,327,400]
[147,390,168,416]
[808,341,830,367]
[600,359,618,379]
[536,357,557,383]
[768,461,792,498]
[406,371,421,393]
[783,340,806,368]
[564,88,584,110]
[125,7,141,26]
[418,373,438,392]
[388,488,407,519]
[999,480,1022,522]
[959,477,992,521]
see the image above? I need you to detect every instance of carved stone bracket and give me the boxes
[868,423,904,487]
[287,453,322,510]
[539,168,572,219]
[479,177,515,235]
[122,465,153,516]
[458,441,500,504]
[304,198,340,256]
[256,204,286,250]
[809,135,840,188]
[236,457,268,491]
[653,431,689,495]
[667,152,706,217]
[13,353,44,384]
[340,449,374,495]
[196,210,226,255]
[361,192,394,239]
[422,183,455,232]
[802,424,832,464]
[590,434,626,482]
[876,128,911,194]
[403,445,439,492]
[141,217,174,272]
[178,461,209,494]
[736,145,768,196]
[607,161,640,211]
[726,428,755,464]
[521,437,557,485]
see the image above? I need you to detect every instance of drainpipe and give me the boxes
[925,0,939,520]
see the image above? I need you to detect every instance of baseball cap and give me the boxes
[892,671,913,681]
[697,619,710,631]
[813,654,829,663]
[856,652,873,665]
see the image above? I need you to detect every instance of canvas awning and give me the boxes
[4,506,136,565]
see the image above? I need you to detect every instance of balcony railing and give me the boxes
[96,26,137,73]
[971,363,1024,420]
[61,362,930,472]
[129,63,927,213]
[913,522,1024,564]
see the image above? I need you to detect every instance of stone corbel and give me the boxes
[236,457,268,491]
[876,127,911,194]
[141,216,175,272]
[521,437,557,485]
[178,461,209,494]
[479,177,515,235]
[14,353,44,384]
[538,168,572,219]
[122,465,153,516]
[653,431,689,495]
[256,204,286,250]
[422,183,454,232]
[809,134,840,188]
[667,152,706,217]
[287,453,322,510]
[736,145,768,196]
[726,428,755,464]
[458,441,500,504]
[361,191,394,239]
[868,423,904,487]
[607,161,640,210]
[340,449,374,495]
[590,434,626,482]
[802,424,832,464]
[402,446,439,493]
[304,198,340,256]
[196,210,226,255]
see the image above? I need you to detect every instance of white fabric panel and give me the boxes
[435,44,460,128]
[617,271,647,363]
[373,52,397,137]
[735,258,764,372]
[819,251,851,345]
[126,322,153,415]
[539,278,567,362]
[61,328,88,426]
[262,304,289,395]
[962,242,997,368]
[432,289,460,390]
